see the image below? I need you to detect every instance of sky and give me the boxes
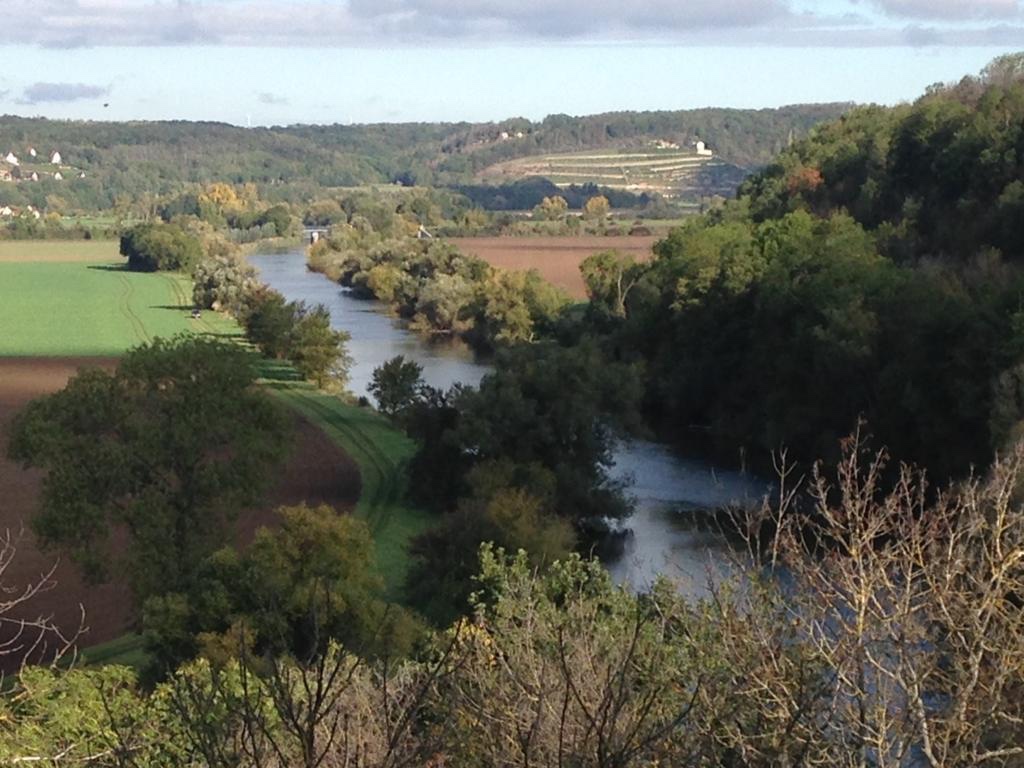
[0,0,1021,126]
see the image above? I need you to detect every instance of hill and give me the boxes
[480,146,748,201]
[0,103,850,213]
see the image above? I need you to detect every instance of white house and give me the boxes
[0,206,12,217]
[28,171,39,182]
[25,205,40,219]
[53,171,63,181]
[79,171,87,179]
[28,147,37,158]
[4,151,19,166]
[695,140,713,157]
[50,150,62,165]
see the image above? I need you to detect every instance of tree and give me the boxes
[583,194,611,219]
[120,222,203,272]
[532,195,569,221]
[242,289,298,360]
[192,252,258,312]
[7,336,291,604]
[581,250,647,318]
[369,356,425,417]
[289,305,352,390]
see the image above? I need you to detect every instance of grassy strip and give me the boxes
[77,634,148,672]
[257,363,430,596]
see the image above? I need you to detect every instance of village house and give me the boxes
[695,140,713,157]
[50,150,62,165]
[53,171,63,181]
[4,151,19,166]
[0,206,13,217]
[27,171,39,182]
[28,147,37,158]
[25,205,40,219]
[0,168,11,182]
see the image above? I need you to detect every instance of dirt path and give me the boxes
[0,357,361,666]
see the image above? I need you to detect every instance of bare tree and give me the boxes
[0,527,85,673]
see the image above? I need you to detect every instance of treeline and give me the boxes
[286,103,851,184]
[584,54,1024,480]
[0,103,847,213]
[452,178,652,211]
[4,440,1024,765]
[308,208,572,350]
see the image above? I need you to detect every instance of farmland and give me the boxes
[0,239,120,262]
[451,235,658,299]
[480,147,749,200]
[0,259,237,356]
[0,248,379,667]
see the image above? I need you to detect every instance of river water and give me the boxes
[250,249,769,595]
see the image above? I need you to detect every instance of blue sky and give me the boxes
[0,1,1021,125]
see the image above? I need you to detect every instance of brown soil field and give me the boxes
[450,235,658,299]
[0,357,360,667]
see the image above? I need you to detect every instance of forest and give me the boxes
[595,53,1024,480]
[0,102,847,213]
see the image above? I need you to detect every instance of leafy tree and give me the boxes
[532,195,569,221]
[192,251,258,312]
[120,222,203,272]
[583,194,611,219]
[581,250,647,318]
[7,336,291,603]
[145,505,422,671]
[289,305,352,390]
[369,356,425,417]
[242,289,298,360]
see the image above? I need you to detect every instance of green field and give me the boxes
[0,261,237,356]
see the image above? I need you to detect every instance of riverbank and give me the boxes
[250,247,771,599]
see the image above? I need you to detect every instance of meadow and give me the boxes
[0,260,236,356]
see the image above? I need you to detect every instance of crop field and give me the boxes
[451,235,658,299]
[0,260,237,356]
[0,239,120,262]
[481,148,748,199]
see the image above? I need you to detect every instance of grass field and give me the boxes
[0,261,237,356]
[0,239,120,262]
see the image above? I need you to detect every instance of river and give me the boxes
[250,249,769,595]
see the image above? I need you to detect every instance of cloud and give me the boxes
[258,91,289,105]
[872,0,1021,20]
[1,0,1021,47]
[17,82,109,104]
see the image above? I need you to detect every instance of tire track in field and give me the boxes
[163,273,228,338]
[277,389,402,531]
[118,273,150,344]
